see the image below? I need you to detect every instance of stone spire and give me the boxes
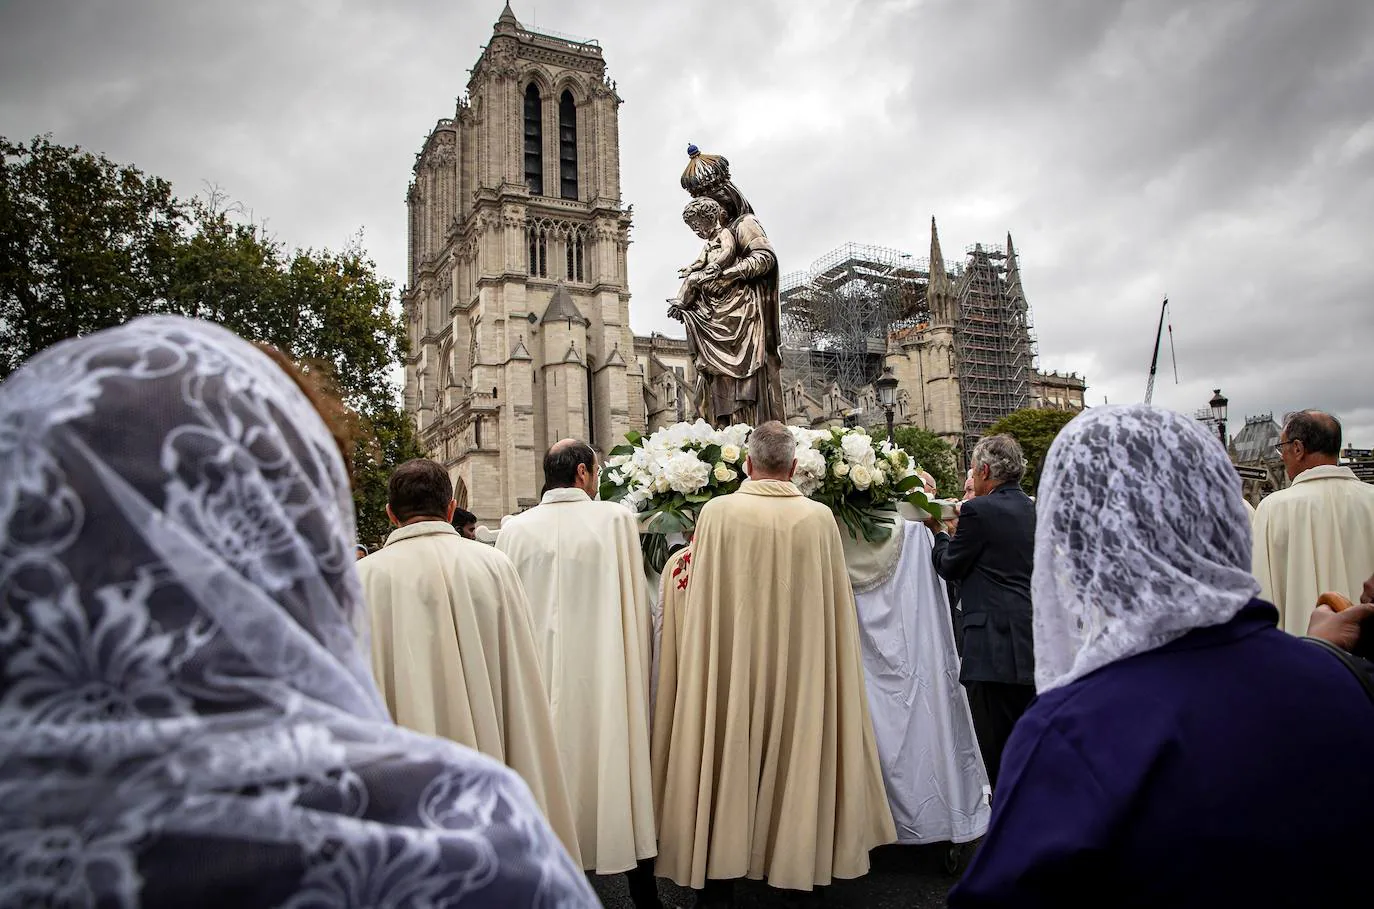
[495,2,520,32]
[1004,231,1025,303]
[928,216,951,295]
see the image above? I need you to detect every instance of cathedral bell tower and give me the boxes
[403,4,642,523]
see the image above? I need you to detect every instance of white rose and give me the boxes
[840,431,875,465]
[796,449,826,481]
[654,474,671,493]
[713,462,737,483]
[664,451,712,494]
[833,461,850,479]
[872,463,888,486]
[720,444,742,464]
[850,463,873,490]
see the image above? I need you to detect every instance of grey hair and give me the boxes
[971,434,1026,486]
[682,196,725,229]
[747,421,796,474]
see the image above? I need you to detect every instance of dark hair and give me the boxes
[543,440,597,489]
[452,507,477,528]
[388,459,453,523]
[1283,410,1342,457]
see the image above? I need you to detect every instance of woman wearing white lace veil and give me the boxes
[949,405,1374,908]
[0,316,597,906]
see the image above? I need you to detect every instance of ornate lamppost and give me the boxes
[876,366,899,445]
[1209,388,1229,447]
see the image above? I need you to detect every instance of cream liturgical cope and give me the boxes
[653,480,896,892]
[1252,465,1374,633]
[359,521,581,862]
[497,489,657,874]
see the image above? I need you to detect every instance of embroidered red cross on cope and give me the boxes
[671,551,692,590]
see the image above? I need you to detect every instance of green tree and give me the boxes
[0,135,185,376]
[0,135,425,542]
[987,407,1080,494]
[879,424,961,499]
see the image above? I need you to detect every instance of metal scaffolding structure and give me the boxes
[779,243,926,395]
[781,237,1037,456]
[953,242,1036,453]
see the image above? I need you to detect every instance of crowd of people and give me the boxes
[1,315,1372,907]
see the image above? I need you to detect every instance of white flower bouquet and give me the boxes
[601,420,939,572]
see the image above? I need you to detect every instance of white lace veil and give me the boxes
[1032,404,1261,694]
[0,316,595,906]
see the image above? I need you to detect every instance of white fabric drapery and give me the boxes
[853,520,991,844]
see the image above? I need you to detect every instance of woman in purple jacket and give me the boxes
[949,404,1374,908]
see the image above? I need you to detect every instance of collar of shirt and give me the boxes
[541,487,591,505]
[1290,464,1360,486]
[384,520,459,547]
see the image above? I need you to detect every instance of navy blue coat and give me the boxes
[931,483,1036,685]
[949,602,1374,908]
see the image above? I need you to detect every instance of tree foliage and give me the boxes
[880,424,961,499]
[0,135,424,543]
[987,407,1080,494]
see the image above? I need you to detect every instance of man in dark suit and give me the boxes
[927,434,1035,790]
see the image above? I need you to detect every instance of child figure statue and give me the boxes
[667,196,736,321]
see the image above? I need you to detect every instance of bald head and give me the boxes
[544,438,598,496]
[746,421,797,481]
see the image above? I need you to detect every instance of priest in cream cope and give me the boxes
[1252,410,1374,633]
[497,440,660,907]
[653,421,895,902]
[357,459,580,862]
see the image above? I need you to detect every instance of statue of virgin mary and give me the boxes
[671,145,784,427]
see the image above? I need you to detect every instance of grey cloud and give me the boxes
[2,0,1370,444]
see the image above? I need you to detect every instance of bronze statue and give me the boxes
[669,145,784,427]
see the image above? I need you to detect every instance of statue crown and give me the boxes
[680,145,731,194]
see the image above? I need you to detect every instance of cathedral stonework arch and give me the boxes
[453,475,470,510]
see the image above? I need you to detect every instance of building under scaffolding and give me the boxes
[779,243,925,395]
[952,239,1036,453]
[780,222,1039,458]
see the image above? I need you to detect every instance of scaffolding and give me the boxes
[953,243,1037,454]
[781,238,1038,458]
[779,243,926,395]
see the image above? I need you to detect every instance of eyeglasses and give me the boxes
[1274,440,1298,454]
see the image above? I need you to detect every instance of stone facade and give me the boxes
[403,5,641,524]
[1030,369,1087,411]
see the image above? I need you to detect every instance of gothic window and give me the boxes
[523,83,543,195]
[558,90,578,200]
[564,230,586,282]
[528,223,547,278]
[585,356,597,447]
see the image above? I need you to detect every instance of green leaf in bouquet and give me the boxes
[903,491,943,520]
[625,430,644,446]
[598,480,620,500]
[894,475,924,494]
[698,444,721,464]
[644,509,692,535]
[609,444,636,457]
[685,492,713,503]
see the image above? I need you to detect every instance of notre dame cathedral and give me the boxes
[405,5,1085,524]
[403,4,659,523]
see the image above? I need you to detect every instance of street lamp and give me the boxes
[876,366,899,445]
[1209,388,1228,446]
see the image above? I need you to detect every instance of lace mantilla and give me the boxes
[0,316,596,906]
[1032,405,1260,693]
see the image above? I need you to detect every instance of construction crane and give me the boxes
[1144,297,1178,405]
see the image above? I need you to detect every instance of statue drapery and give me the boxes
[674,146,784,427]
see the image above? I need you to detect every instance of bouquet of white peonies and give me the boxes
[600,420,939,572]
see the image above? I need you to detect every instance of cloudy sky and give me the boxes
[3,0,1372,445]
